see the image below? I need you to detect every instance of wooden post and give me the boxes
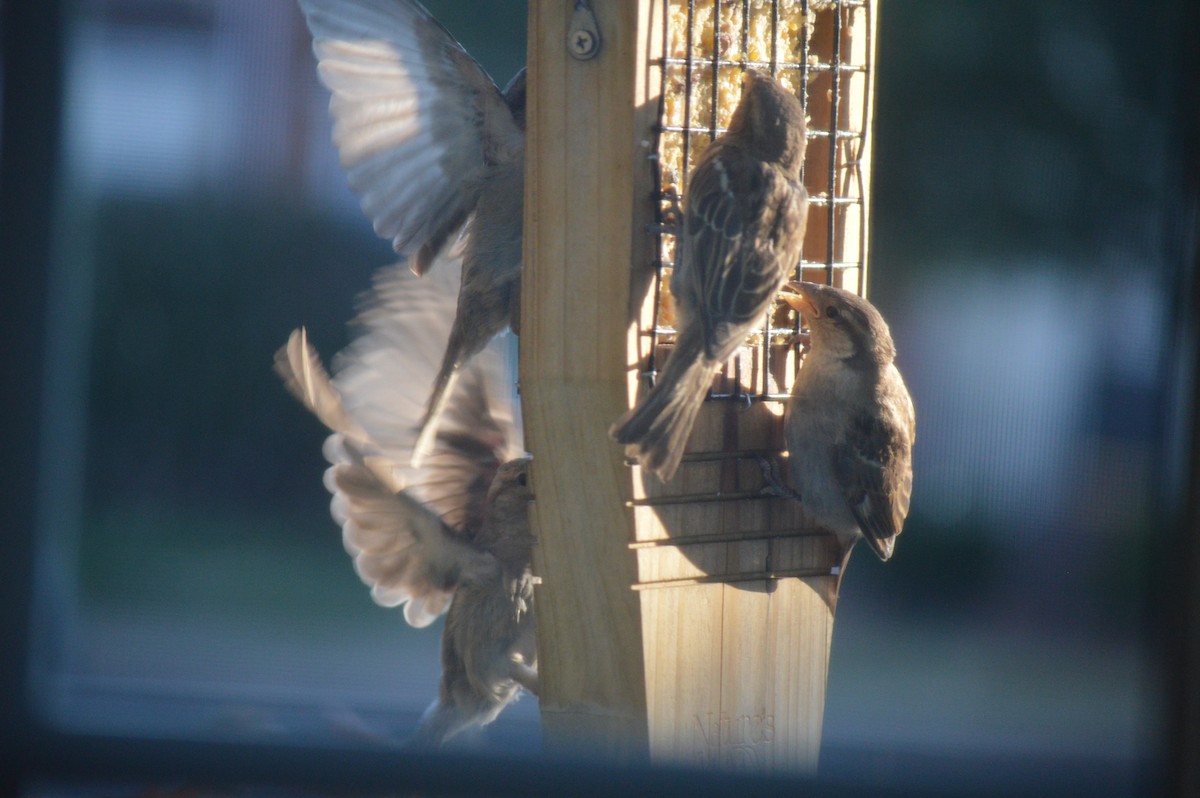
[522,0,879,773]
[521,0,659,760]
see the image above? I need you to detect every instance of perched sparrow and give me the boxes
[274,256,536,748]
[781,281,915,562]
[298,0,526,467]
[610,70,809,481]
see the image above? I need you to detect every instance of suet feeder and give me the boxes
[520,0,878,771]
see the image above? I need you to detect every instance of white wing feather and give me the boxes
[298,0,501,269]
[277,253,521,628]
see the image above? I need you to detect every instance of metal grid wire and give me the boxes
[646,0,875,402]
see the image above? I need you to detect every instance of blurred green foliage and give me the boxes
[79,192,393,617]
[85,193,387,515]
[869,0,1189,291]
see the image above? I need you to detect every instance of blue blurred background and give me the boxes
[11,1,1195,796]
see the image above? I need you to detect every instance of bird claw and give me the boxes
[510,566,538,621]
[755,455,801,501]
[646,184,684,237]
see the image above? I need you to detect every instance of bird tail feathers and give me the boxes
[404,698,481,750]
[609,334,713,482]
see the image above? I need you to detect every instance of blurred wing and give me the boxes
[330,255,463,487]
[275,324,493,626]
[324,434,491,628]
[299,0,519,275]
[416,332,523,535]
[330,255,522,498]
[833,397,915,562]
[677,147,805,360]
[279,245,524,623]
[274,327,367,439]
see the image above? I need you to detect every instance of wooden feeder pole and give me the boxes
[521,0,658,760]
[522,0,880,772]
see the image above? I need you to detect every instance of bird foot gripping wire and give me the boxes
[755,455,801,501]
[646,165,684,237]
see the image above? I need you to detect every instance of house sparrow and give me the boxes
[610,70,809,481]
[298,0,526,467]
[781,281,915,563]
[274,255,536,748]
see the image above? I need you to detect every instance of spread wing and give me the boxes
[299,0,521,275]
[322,433,490,627]
[832,387,915,561]
[674,145,806,361]
[330,255,523,495]
[275,327,474,627]
[415,334,522,533]
[275,255,522,627]
[330,254,466,488]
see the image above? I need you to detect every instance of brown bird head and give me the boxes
[726,70,808,177]
[781,281,896,366]
[477,456,535,573]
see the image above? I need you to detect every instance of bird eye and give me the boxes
[825,305,840,319]
[517,472,528,487]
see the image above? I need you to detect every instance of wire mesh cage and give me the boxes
[627,0,877,590]
[647,0,875,404]
[626,0,878,770]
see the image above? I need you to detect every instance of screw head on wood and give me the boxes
[569,28,598,58]
[567,0,601,60]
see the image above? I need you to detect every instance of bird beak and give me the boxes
[780,281,819,318]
